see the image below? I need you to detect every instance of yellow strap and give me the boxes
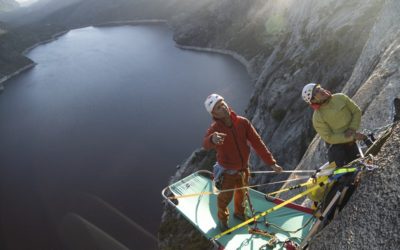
[265,162,336,197]
[212,179,330,240]
[167,191,215,200]
[333,167,357,175]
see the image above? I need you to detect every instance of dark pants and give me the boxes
[322,142,360,220]
[327,142,359,168]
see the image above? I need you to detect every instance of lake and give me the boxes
[0,24,252,249]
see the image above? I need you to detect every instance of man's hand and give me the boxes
[211,132,227,145]
[344,128,356,138]
[354,132,367,141]
[270,164,283,173]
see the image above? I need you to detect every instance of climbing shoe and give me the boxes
[218,221,230,233]
[233,213,246,222]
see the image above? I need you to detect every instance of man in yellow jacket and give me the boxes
[301,83,366,167]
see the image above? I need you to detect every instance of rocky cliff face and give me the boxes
[283,0,400,191]
[309,122,399,250]
[159,0,400,249]
[171,0,387,181]
[168,0,394,199]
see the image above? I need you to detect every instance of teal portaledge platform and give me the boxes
[162,171,316,250]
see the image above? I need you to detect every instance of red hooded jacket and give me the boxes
[203,111,276,170]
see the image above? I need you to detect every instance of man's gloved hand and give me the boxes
[270,164,283,173]
[344,128,356,138]
[355,132,367,141]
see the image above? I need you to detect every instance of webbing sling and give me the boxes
[333,167,357,174]
[266,182,310,196]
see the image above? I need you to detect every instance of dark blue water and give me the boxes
[0,24,252,249]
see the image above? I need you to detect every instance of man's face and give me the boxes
[212,100,230,119]
[311,86,330,104]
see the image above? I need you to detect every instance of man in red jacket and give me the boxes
[203,93,283,231]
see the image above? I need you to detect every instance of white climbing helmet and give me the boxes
[204,93,224,114]
[302,83,317,104]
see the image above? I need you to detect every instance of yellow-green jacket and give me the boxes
[312,93,362,144]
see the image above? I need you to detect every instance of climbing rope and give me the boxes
[167,176,310,200]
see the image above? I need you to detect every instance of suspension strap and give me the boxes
[240,171,256,225]
[250,170,317,174]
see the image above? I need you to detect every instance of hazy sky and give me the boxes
[15,0,38,6]
[16,0,32,2]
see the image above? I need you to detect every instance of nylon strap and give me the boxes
[333,167,358,175]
